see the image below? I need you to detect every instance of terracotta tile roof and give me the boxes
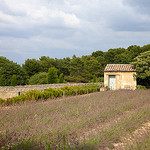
[104,64,136,72]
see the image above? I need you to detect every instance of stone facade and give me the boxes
[0,83,103,99]
[104,64,137,90]
[104,72,136,90]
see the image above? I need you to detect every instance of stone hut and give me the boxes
[104,64,136,90]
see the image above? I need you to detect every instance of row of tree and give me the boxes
[0,44,150,86]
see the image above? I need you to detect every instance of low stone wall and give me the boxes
[0,83,103,99]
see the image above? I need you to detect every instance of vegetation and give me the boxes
[89,76,104,83]
[29,72,48,85]
[0,90,149,149]
[0,84,102,106]
[0,75,4,86]
[1,44,150,86]
[0,57,27,86]
[11,75,17,86]
[58,73,65,83]
[47,67,58,84]
[132,51,150,86]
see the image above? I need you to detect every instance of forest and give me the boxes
[0,44,150,86]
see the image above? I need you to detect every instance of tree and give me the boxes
[47,67,58,84]
[68,57,85,82]
[56,57,70,76]
[104,48,125,64]
[92,75,97,83]
[29,72,48,85]
[39,56,57,72]
[92,50,104,58]
[58,73,64,83]
[132,51,150,86]
[84,56,103,78]
[0,57,27,86]
[11,75,17,86]
[0,75,4,86]
[23,59,40,77]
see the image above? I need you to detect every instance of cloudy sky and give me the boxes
[0,0,150,64]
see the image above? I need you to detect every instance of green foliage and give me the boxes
[92,75,97,83]
[136,85,147,90]
[92,50,104,57]
[0,98,5,105]
[104,48,125,64]
[69,57,84,79]
[132,51,150,86]
[0,57,27,86]
[2,44,150,85]
[47,67,58,84]
[56,57,71,76]
[29,72,48,85]
[97,77,104,82]
[58,73,64,83]
[0,84,102,106]
[11,75,17,86]
[39,56,57,72]
[89,76,104,83]
[0,75,4,86]
[23,59,40,77]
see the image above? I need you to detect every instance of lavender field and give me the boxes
[0,90,150,150]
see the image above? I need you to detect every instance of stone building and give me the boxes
[104,64,136,90]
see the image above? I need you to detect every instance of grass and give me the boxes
[0,89,150,149]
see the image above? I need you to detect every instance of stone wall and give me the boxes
[0,83,103,99]
[104,72,136,90]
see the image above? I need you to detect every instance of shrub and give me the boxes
[58,73,64,83]
[11,75,17,86]
[0,98,5,105]
[92,75,97,83]
[47,67,58,84]
[0,75,5,86]
[89,76,104,83]
[29,72,48,85]
[97,77,104,82]
[136,85,147,90]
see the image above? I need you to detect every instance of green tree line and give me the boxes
[0,44,150,86]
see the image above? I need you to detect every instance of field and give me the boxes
[0,89,150,150]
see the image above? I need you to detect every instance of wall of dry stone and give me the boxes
[0,83,103,99]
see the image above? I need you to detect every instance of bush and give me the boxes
[0,98,5,105]
[136,85,147,90]
[89,76,104,83]
[58,73,64,83]
[11,75,17,86]
[29,72,48,85]
[0,75,5,86]
[92,75,97,83]
[47,67,58,84]
[97,77,104,82]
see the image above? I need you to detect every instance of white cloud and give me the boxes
[0,11,17,25]
[0,0,81,30]
[0,0,150,64]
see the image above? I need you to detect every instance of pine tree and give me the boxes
[47,67,58,84]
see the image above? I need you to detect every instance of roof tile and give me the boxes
[104,64,136,72]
